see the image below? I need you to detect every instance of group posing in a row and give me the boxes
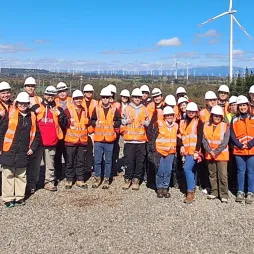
[0,77,253,208]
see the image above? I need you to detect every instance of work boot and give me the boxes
[184,191,195,204]
[122,179,131,190]
[44,182,57,192]
[65,181,73,189]
[157,189,163,198]
[76,180,88,189]
[245,192,254,204]
[162,188,171,198]
[131,178,140,191]
[235,191,245,203]
[102,178,110,189]
[92,176,101,189]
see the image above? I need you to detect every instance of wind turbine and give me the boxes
[173,58,180,80]
[198,0,253,81]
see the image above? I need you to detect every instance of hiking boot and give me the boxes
[5,201,15,208]
[236,191,245,202]
[76,180,88,189]
[221,198,228,203]
[207,194,217,200]
[122,179,131,190]
[65,181,73,189]
[245,192,254,204]
[44,182,57,191]
[92,176,101,189]
[15,199,26,206]
[102,178,110,189]
[157,189,163,198]
[184,191,195,204]
[131,178,140,190]
[162,188,171,198]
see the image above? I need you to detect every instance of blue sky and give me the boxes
[1,0,254,71]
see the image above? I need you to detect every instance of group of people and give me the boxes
[0,76,254,208]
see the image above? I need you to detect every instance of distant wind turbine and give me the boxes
[198,0,253,81]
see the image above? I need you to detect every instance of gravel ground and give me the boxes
[0,176,254,254]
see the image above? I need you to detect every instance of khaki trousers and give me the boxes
[44,147,56,183]
[207,160,228,199]
[2,166,26,202]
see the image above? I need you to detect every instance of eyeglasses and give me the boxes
[101,96,110,99]
[45,94,56,97]
[133,96,141,99]
[17,102,29,106]
[84,91,93,94]
[121,96,129,99]
[164,114,174,117]
[73,97,83,100]
[219,92,228,95]
[142,91,149,95]
[208,99,217,101]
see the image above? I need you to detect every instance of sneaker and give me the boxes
[122,179,131,190]
[4,201,15,208]
[245,192,254,204]
[207,194,216,200]
[65,181,73,189]
[131,178,140,191]
[44,182,57,192]
[76,180,88,189]
[102,178,110,189]
[201,188,208,195]
[236,191,245,202]
[15,199,26,206]
[92,176,101,189]
[221,198,228,203]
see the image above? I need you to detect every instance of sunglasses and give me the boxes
[164,114,174,117]
[219,92,228,95]
[101,96,110,99]
[25,85,35,88]
[142,91,149,95]
[208,99,217,101]
[133,96,141,99]
[17,102,29,106]
[84,91,93,93]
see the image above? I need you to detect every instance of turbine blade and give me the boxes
[233,16,253,40]
[197,12,229,27]
[229,0,232,11]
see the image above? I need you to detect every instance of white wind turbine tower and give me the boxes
[198,0,253,81]
[173,58,180,80]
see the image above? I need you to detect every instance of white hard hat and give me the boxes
[177,97,188,105]
[107,84,117,94]
[45,86,57,95]
[218,85,230,93]
[186,102,198,111]
[56,82,68,91]
[176,87,186,95]
[0,81,11,91]
[205,91,217,100]
[163,106,175,115]
[83,84,94,92]
[151,88,162,97]
[24,77,36,86]
[236,95,249,105]
[229,96,237,104]
[131,88,143,97]
[211,105,224,116]
[165,95,176,106]
[120,89,130,97]
[100,87,112,97]
[140,85,150,93]
[249,85,254,94]
[16,92,30,103]
[72,90,83,99]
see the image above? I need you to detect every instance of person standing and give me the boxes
[140,85,151,106]
[0,81,13,117]
[248,85,254,114]
[225,96,237,124]
[0,92,40,207]
[24,77,42,106]
[217,85,230,114]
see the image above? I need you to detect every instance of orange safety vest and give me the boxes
[33,95,42,105]
[93,105,117,142]
[64,105,88,144]
[203,122,229,161]
[3,108,36,152]
[0,101,13,112]
[179,118,199,155]
[82,98,98,118]
[147,101,164,121]
[156,120,178,156]
[36,105,63,139]
[199,108,211,123]
[55,97,72,108]
[123,105,148,142]
[232,115,254,156]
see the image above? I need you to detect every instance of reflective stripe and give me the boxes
[184,142,197,148]
[6,129,15,135]
[4,137,12,143]
[156,138,176,143]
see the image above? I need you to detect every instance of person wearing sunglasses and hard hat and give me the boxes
[203,105,230,203]
[64,90,89,189]
[176,87,189,101]
[249,85,254,115]
[89,87,121,189]
[199,91,218,123]
[179,102,204,204]
[231,95,254,204]
[121,88,150,190]
[0,92,40,208]
[149,106,178,198]
[23,77,42,107]
[140,85,151,106]
[31,86,68,192]
[217,85,230,114]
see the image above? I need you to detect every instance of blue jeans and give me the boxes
[156,154,174,189]
[184,155,197,191]
[235,155,254,193]
[94,142,114,178]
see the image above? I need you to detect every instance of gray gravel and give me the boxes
[1,176,254,254]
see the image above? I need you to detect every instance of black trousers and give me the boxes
[55,140,67,180]
[65,146,88,181]
[124,143,146,181]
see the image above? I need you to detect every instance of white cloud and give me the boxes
[156,37,182,46]
[0,43,33,53]
[233,49,245,56]
[196,29,221,38]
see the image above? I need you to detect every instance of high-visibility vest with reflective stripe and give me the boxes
[36,105,63,140]
[82,98,98,118]
[199,108,210,123]
[147,101,164,121]
[93,105,117,142]
[203,122,229,161]
[232,115,254,155]
[156,120,178,156]
[64,105,88,144]
[179,118,198,155]
[55,97,72,108]
[3,108,36,152]
[123,105,148,142]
